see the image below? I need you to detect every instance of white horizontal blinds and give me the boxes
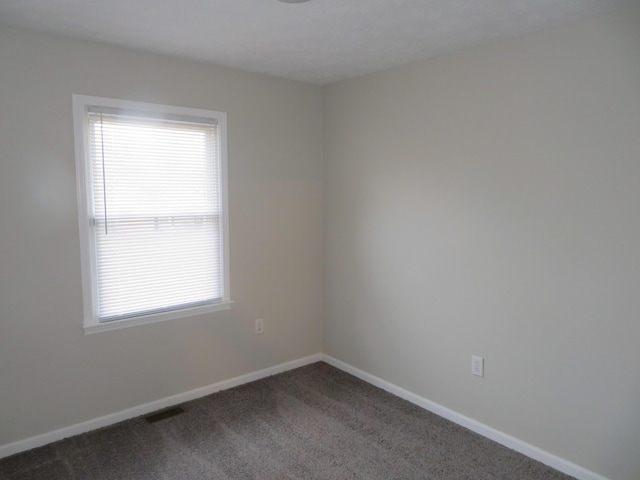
[88,109,222,321]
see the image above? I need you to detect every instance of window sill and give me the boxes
[83,300,233,334]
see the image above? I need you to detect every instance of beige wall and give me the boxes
[0,27,324,445]
[324,6,640,480]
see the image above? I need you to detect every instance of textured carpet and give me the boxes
[0,362,574,479]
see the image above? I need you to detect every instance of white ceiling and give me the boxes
[0,0,633,85]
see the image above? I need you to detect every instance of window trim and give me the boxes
[72,95,231,334]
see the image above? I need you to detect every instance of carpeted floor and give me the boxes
[0,362,574,479]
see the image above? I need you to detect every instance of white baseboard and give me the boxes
[0,353,323,460]
[321,354,610,480]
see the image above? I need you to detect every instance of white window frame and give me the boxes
[72,95,231,334]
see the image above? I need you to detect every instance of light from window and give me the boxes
[73,96,231,333]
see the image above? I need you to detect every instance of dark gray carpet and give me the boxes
[0,362,574,479]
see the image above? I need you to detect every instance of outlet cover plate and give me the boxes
[255,318,264,334]
[472,355,484,377]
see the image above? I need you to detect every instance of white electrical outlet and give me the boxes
[255,318,264,334]
[471,355,484,377]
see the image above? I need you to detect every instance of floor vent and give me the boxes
[145,406,186,423]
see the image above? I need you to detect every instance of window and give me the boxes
[73,95,231,333]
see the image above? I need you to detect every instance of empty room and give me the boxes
[0,1,638,479]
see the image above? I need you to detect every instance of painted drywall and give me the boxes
[0,26,324,446]
[324,6,640,480]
